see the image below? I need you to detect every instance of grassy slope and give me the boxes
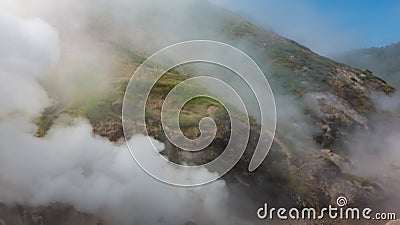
[35,47,227,138]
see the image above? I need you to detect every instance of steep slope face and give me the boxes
[35,28,393,210]
[57,0,395,156]
[333,42,400,89]
[223,20,394,152]
[9,0,396,223]
[219,20,395,207]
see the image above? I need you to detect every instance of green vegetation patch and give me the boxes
[35,67,229,139]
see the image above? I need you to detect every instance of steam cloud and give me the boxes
[0,5,239,225]
[0,118,232,225]
[345,93,400,211]
[0,11,58,116]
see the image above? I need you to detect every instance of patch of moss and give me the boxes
[288,174,311,199]
[62,85,120,123]
[34,104,60,137]
[36,66,230,139]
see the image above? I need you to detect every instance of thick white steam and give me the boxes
[0,8,235,225]
[0,118,231,225]
[0,11,59,116]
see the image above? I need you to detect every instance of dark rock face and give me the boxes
[0,203,105,225]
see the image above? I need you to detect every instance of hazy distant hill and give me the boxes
[334,42,400,89]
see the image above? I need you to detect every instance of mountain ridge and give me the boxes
[1,1,398,224]
[34,1,394,207]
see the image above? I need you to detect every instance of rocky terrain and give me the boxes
[1,1,398,224]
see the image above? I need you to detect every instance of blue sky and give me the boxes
[212,0,400,55]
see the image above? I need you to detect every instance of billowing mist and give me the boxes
[345,92,400,210]
[0,2,242,225]
[0,118,234,225]
[0,11,58,116]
